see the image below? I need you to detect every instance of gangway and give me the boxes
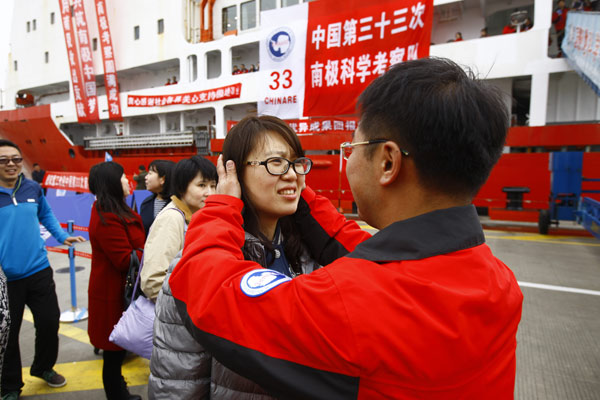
[538,152,600,238]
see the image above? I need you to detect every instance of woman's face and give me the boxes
[145,166,164,194]
[121,173,130,197]
[182,173,217,213]
[243,131,305,233]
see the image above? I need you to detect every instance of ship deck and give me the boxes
[14,221,600,399]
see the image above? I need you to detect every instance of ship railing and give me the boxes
[83,132,195,150]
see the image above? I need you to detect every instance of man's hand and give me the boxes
[216,154,242,199]
[64,236,86,246]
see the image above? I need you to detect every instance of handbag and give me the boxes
[110,253,155,359]
[124,249,143,309]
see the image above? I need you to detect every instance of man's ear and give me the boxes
[378,141,402,186]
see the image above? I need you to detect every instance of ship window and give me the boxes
[222,6,237,34]
[14,60,17,71]
[33,19,37,31]
[45,52,49,63]
[27,21,30,32]
[50,12,55,25]
[158,19,164,34]
[241,1,256,30]
[187,55,198,82]
[134,26,140,40]
[93,38,98,51]
[206,50,222,79]
[260,0,276,11]
[282,0,299,6]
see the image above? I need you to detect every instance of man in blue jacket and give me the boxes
[0,140,85,400]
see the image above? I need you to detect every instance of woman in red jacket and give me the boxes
[88,162,145,400]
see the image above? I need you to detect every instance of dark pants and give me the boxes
[1,267,60,395]
[102,350,127,399]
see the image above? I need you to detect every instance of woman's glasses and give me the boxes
[0,157,24,165]
[246,157,313,176]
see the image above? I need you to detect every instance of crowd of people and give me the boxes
[0,57,524,399]
[446,0,598,44]
[232,63,258,75]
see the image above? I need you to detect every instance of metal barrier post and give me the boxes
[59,220,89,322]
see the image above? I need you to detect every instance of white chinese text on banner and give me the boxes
[95,0,123,120]
[72,0,100,123]
[304,0,433,117]
[58,0,91,123]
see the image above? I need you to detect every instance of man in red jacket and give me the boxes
[170,57,523,399]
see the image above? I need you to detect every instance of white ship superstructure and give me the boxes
[0,0,598,218]
[3,0,598,141]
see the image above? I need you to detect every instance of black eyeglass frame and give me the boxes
[340,139,409,160]
[0,157,24,165]
[246,156,313,176]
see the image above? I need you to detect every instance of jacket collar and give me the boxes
[347,205,485,262]
[170,195,193,223]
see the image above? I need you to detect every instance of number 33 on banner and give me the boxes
[269,69,293,90]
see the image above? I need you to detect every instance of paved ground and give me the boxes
[11,220,600,399]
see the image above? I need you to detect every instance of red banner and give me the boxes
[72,0,100,122]
[42,171,138,193]
[127,83,242,107]
[43,171,90,192]
[94,0,123,120]
[303,0,433,117]
[227,116,358,135]
[58,0,91,123]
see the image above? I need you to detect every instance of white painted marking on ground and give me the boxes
[518,281,600,296]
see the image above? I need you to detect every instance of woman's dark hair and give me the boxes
[148,159,175,199]
[171,156,217,199]
[89,161,136,224]
[222,115,306,274]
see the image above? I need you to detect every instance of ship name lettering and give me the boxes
[263,95,297,105]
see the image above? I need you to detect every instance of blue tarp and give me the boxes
[43,190,153,246]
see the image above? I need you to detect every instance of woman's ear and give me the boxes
[159,176,165,187]
[379,142,402,187]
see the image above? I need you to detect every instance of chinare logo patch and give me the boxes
[266,27,295,62]
[240,269,292,297]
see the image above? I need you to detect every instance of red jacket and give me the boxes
[552,7,568,32]
[170,188,523,399]
[88,203,145,350]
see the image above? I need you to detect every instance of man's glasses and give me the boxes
[246,157,313,176]
[340,140,409,160]
[0,157,24,165]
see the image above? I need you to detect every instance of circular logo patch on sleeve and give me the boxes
[240,269,292,297]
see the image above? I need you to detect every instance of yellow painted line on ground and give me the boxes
[357,221,375,230]
[21,357,149,396]
[23,309,91,345]
[484,233,600,247]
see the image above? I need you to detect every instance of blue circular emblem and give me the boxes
[240,269,292,297]
[266,27,295,62]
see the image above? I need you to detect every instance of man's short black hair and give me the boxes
[357,57,509,197]
[0,139,21,154]
[138,165,146,171]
